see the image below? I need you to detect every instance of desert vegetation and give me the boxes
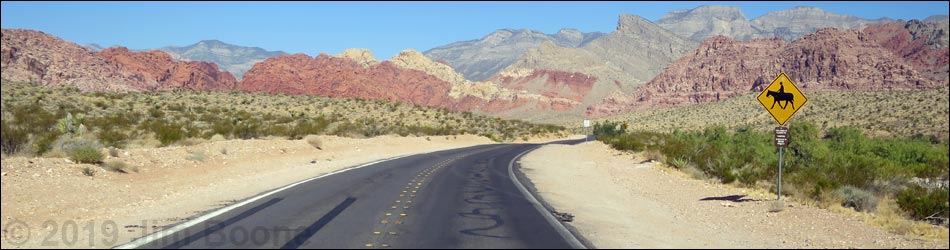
[593,120,948,230]
[603,86,950,142]
[1,80,565,159]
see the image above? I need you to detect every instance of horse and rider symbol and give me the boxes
[766,81,794,110]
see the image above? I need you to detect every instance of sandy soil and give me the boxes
[519,141,950,249]
[2,134,566,249]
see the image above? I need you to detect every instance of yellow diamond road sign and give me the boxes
[757,73,807,126]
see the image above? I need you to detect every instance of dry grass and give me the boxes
[641,149,665,162]
[864,197,949,240]
[102,160,128,173]
[602,86,949,141]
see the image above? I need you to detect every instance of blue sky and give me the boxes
[2,1,947,59]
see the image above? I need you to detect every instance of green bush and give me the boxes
[897,185,949,220]
[97,127,129,148]
[835,186,879,212]
[32,131,62,156]
[669,157,691,169]
[596,120,949,224]
[152,121,184,146]
[69,144,104,164]
[1,120,29,155]
[81,166,95,176]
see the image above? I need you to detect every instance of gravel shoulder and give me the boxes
[519,141,950,249]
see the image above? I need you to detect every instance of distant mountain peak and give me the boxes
[924,15,949,23]
[156,40,286,79]
[659,5,746,22]
[617,14,663,35]
[193,39,235,48]
[658,5,895,42]
[425,26,606,82]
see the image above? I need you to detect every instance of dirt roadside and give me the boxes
[518,141,949,249]
[0,134,575,249]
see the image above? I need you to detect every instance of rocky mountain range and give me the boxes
[863,19,950,83]
[238,48,579,116]
[157,40,286,80]
[2,29,143,92]
[587,19,949,117]
[656,5,894,42]
[99,47,237,91]
[424,28,605,81]
[486,14,699,122]
[1,28,237,92]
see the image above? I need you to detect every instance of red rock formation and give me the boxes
[1,29,141,92]
[587,27,944,117]
[863,20,949,83]
[99,47,237,91]
[2,29,236,92]
[494,69,596,102]
[239,54,455,108]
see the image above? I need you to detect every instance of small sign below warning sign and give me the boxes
[774,126,789,147]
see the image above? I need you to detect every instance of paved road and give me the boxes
[121,139,587,249]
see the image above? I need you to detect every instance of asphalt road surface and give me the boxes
[120,138,588,249]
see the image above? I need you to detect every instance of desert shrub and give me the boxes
[669,157,691,169]
[233,121,261,140]
[108,147,119,158]
[1,120,29,155]
[81,167,95,176]
[151,121,185,147]
[211,120,234,138]
[97,126,129,148]
[592,121,623,139]
[69,144,104,164]
[32,130,61,156]
[835,186,879,212]
[897,185,949,221]
[595,119,948,222]
[290,116,330,139]
[642,150,665,162]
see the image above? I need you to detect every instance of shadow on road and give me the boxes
[699,195,762,203]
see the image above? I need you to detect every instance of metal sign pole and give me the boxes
[774,125,788,201]
[777,146,783,201]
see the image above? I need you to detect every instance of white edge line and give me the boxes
[114,155,410,249]
[508,146,587,249]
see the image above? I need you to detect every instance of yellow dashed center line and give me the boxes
[365,153,486,248]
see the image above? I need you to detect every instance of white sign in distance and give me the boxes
[583,120,591,128]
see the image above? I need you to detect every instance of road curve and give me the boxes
[119,139,588,249]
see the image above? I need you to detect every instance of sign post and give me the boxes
[583,119,591,142]
[757,73,807,201]
[774,126,789,201]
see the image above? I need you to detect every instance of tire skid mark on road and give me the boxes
[362,146,500,248]
[458,159,509,239]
